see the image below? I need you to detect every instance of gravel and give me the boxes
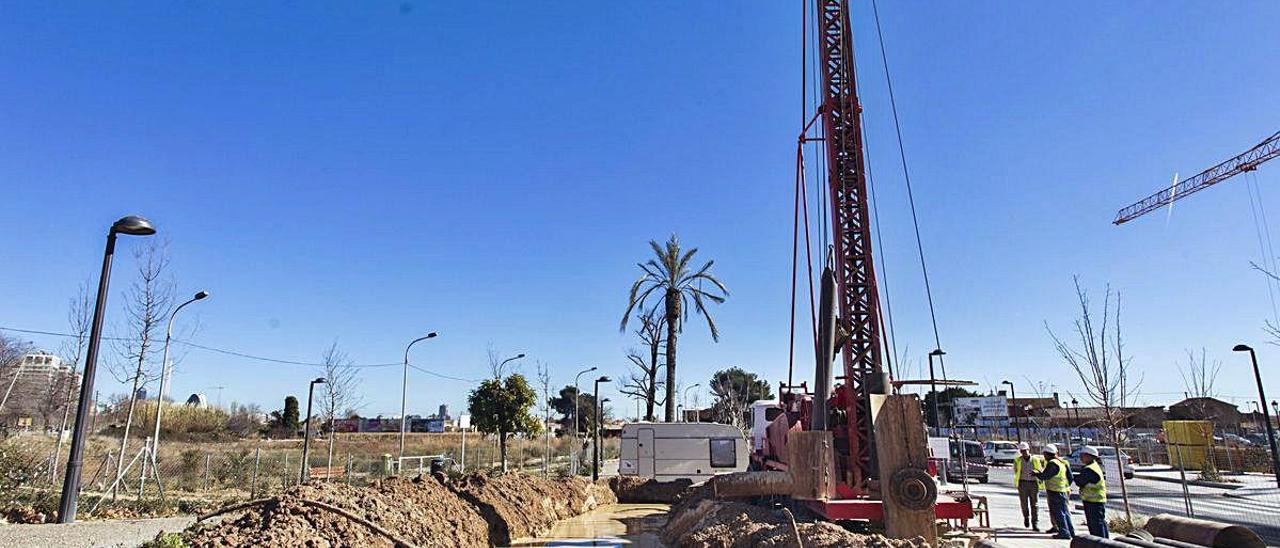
[0,516,194,548]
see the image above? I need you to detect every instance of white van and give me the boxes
[618,422,749,482]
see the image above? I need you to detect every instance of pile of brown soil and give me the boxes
[608,476,693,503]
[2,505,46,524]
[663,498,929,548]
[449,473,616,546]
[185,477,490,548]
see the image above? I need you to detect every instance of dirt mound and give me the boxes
[185,477,489,548]
[663,498,929,548]
[449,473,616,545]
[609,476,693,503]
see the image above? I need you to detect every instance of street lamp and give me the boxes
[399,332,438,460]
[58,215,156,523]
[572,366,597,474]
[1234,344,1280,487]
[1272,400,1279,418]
[500,353,526,373]
[1002,380,1021,444]
[594,396,611,481]
[300,377,327,484]
[683,384,701,422]
[146,290,209,477]
[592,376,611,480]
[928,349,945,435]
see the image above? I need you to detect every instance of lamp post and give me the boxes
[300,377,326,484]
[572,366,597,474]
[1233,344,1280,487]
[399,332,438,460]
[1002,380,1021,443]
[928,349,945,435]
[145,290,209,481]
[683,383,701,422]
[592,375,611,481]
[58,215,156,523]
[1071,398,1080,449]
[499,353,526,374]
[595,397,611,481]
[1272,400,1279,418]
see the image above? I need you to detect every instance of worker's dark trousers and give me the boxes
[1046,491,1075,538]
[1017,480,1039,528]
[1083,501,1109,538]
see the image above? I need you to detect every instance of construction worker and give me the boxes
[1075,446,1109,538]
[1012,441,1043,530]
[1034,443,1074,539]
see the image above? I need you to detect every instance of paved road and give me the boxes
[0,516,194,548]
[967,466,1279,546]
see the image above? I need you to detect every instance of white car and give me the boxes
[982,440,1020,465]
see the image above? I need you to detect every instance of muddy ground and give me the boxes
[184,473,615,547]
[609,476,693,503]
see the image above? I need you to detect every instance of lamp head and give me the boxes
[515,353,526,359]
[1234,344,1254,352]
[193,290,210,300]
[313,377,327,384]
[929,349,946,357]
[1001,380,1012,386]
[597,375,611,383]
[426,332,438,338]
[601,398,611,404]
[111,215,156,236]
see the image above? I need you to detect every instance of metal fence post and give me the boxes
[1172,442,1195,517]
[251,447,261,497]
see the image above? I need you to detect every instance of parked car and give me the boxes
[982,440,1020,465]
[1219,433,1254,446]
[948,440,989,483]
[1065,446,1134,479]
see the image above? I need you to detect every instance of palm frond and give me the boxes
[691,290,721,342]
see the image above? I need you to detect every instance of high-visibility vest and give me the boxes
[1014,454,1045,489]
[1044,457,1070,493]
[1081,460,1107,503]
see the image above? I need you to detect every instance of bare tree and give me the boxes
[0,333,33,419]
[320,342,361,477]
[487,345,522,379]
[535,361,552,476]
[618,312,665,421]
[112,240,175,490]
[1046,276,1141,524]
[1178,347,1221,418]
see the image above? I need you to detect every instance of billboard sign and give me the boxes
[458,414,471,429]
[953,396,1008,424]
[426,418,445,433]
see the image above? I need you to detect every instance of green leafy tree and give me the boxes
[708,367,774,429]
[923,387,981,428]
[550,385,601,435]
[468,374,542,472]
[621,234,728,422]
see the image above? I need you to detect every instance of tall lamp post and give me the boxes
[928,349,946,435]
[145,290,209,481]
[592,375,611,481]
[572,366,597,474]
[399,332,438,460]
[300,377,327,484]
[1001,380,1021,443]
[683,383,701,422]
[1070,398,1080,449]
[1233,344,1280,487]
[594,397,611,481]
[58,215,156,523]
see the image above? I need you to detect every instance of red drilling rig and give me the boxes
[720,0,972,536]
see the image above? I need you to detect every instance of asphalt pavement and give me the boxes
[967,465,1280,547]
[0,516,193,548]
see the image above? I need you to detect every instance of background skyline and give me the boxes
[3,2,1280,420]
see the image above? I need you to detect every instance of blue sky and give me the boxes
[2,2,1280,419]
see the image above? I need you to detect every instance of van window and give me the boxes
[765,408,784,422]
[710,439,736,467]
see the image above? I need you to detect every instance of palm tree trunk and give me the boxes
[647,339,659,422]
[664,290,680,422]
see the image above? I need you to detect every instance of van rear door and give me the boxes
[638,427,655,476]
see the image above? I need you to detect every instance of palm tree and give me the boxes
[621,234,727,422]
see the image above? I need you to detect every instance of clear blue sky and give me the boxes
[3,2,1279,419]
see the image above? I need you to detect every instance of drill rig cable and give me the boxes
[1246,174,1280,326]
[870,0,946,360]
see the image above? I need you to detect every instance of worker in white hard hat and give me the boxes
[1034,443,1074,539]
[1012,441,1044,530]
[1075,446,1109,538]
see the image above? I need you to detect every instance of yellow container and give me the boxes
[1163,420,1213,469]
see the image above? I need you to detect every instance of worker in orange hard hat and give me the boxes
[1012,441,1044,531]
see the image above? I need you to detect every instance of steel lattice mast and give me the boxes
[817,0,884,491]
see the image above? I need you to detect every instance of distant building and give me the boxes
[1168,397,1241,431]
[1043,405,1166,429]
[135,387,148,401]
[438,404,450,420]
[0,351,80,428]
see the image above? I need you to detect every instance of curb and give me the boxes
[1132,473,1242,490]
